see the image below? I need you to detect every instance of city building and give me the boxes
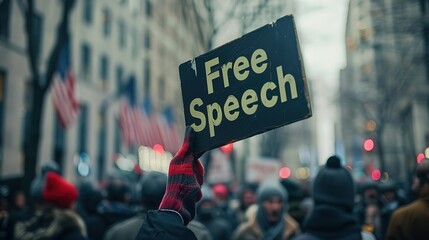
[339,0,429,184]
[0,0,211,183]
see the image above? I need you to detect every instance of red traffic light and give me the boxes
[279,167,291,179]
[363,138,375,152]
[371,169,381,181]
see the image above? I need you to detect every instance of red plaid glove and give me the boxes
[159,126,205,225]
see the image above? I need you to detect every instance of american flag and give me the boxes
[51,40,79,128]
[120,97,181,153]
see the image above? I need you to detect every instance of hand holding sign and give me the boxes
[159,126,205,225]
[180,15,312,153]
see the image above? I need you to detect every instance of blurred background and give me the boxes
[0,0,428,195]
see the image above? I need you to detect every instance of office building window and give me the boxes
[144,30,151,49]
[158,76,165,101]
[132,28,138,59]
[100,55,109,83]
[145,0,152,17]
[421,0,429,14]
[0,70,6,172]
[144,59,151,96]
[83,0,93,24]
[81,44,91,81]
[0,0,11,39]
[127,76,137,104]
[78,104,89,153]
[102,8,112,36]
[118,20,126,48]
[52,114,65,171]
[115,118,121,153]
[116,65,123,95]
[97,106,107,180]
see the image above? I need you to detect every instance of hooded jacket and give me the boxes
[232,205,300,240]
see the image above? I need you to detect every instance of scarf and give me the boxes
[256,205,285,240]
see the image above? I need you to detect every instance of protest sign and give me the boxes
[179,15,312,153]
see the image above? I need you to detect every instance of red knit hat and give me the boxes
[212,184,228,199]
[43,172,78,209]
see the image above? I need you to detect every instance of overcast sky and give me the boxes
[295,0,349,163]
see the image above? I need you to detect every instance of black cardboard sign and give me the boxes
[179,15,312,154]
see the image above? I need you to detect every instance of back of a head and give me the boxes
[106,179,130,203]
[139,171,167,210]
[312,156,355,212]
[41,161,61,176]
[416,158,429,184]
[30,161,61,204]
[78,181,103,212]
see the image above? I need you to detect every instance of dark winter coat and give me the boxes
[135,210,197,240]
[14,208,87,240]
[106,212,212,240]
[385,185,429,240]
[97,200,135,228]
[293,204,376,240]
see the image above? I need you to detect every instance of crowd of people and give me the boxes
[0,128,428,240]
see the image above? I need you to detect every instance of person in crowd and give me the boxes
[354,177,384,238]
[232,179,300,240]
[294,156,375,240]
[106,170,211,240]
[134,127,206,239]
[361,203,381,239]
[385,158,429,239]
[97,177,136,229]
[8,161,64,239]
[29,161,61,208]
[75,181,106,240]
[0,185,13,240]
[195,185,232,240]
[234,183,257,223]
[379,180,403,239]
[211,183,238,229]
[14,172,87,240]
[280,178,307,226]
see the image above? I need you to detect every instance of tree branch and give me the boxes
[43,0,76,93]
[25,0,40,87]
[16,0,27,15]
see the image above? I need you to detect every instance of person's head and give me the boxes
[30,161,61,204]
[360,181,379,204]
[312,156,355,212]
[0,186,9,212]
[380,180,397,203]
[43,172,78,209]
[106,178,131,203]
[412,158,429,194]
[78,181,103,213]
[196,185,217,221]
[138,171,167,210]
[212,183,228,204]
[41,161,61,176]
[241,189,256,211]
[256,179,288,224]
